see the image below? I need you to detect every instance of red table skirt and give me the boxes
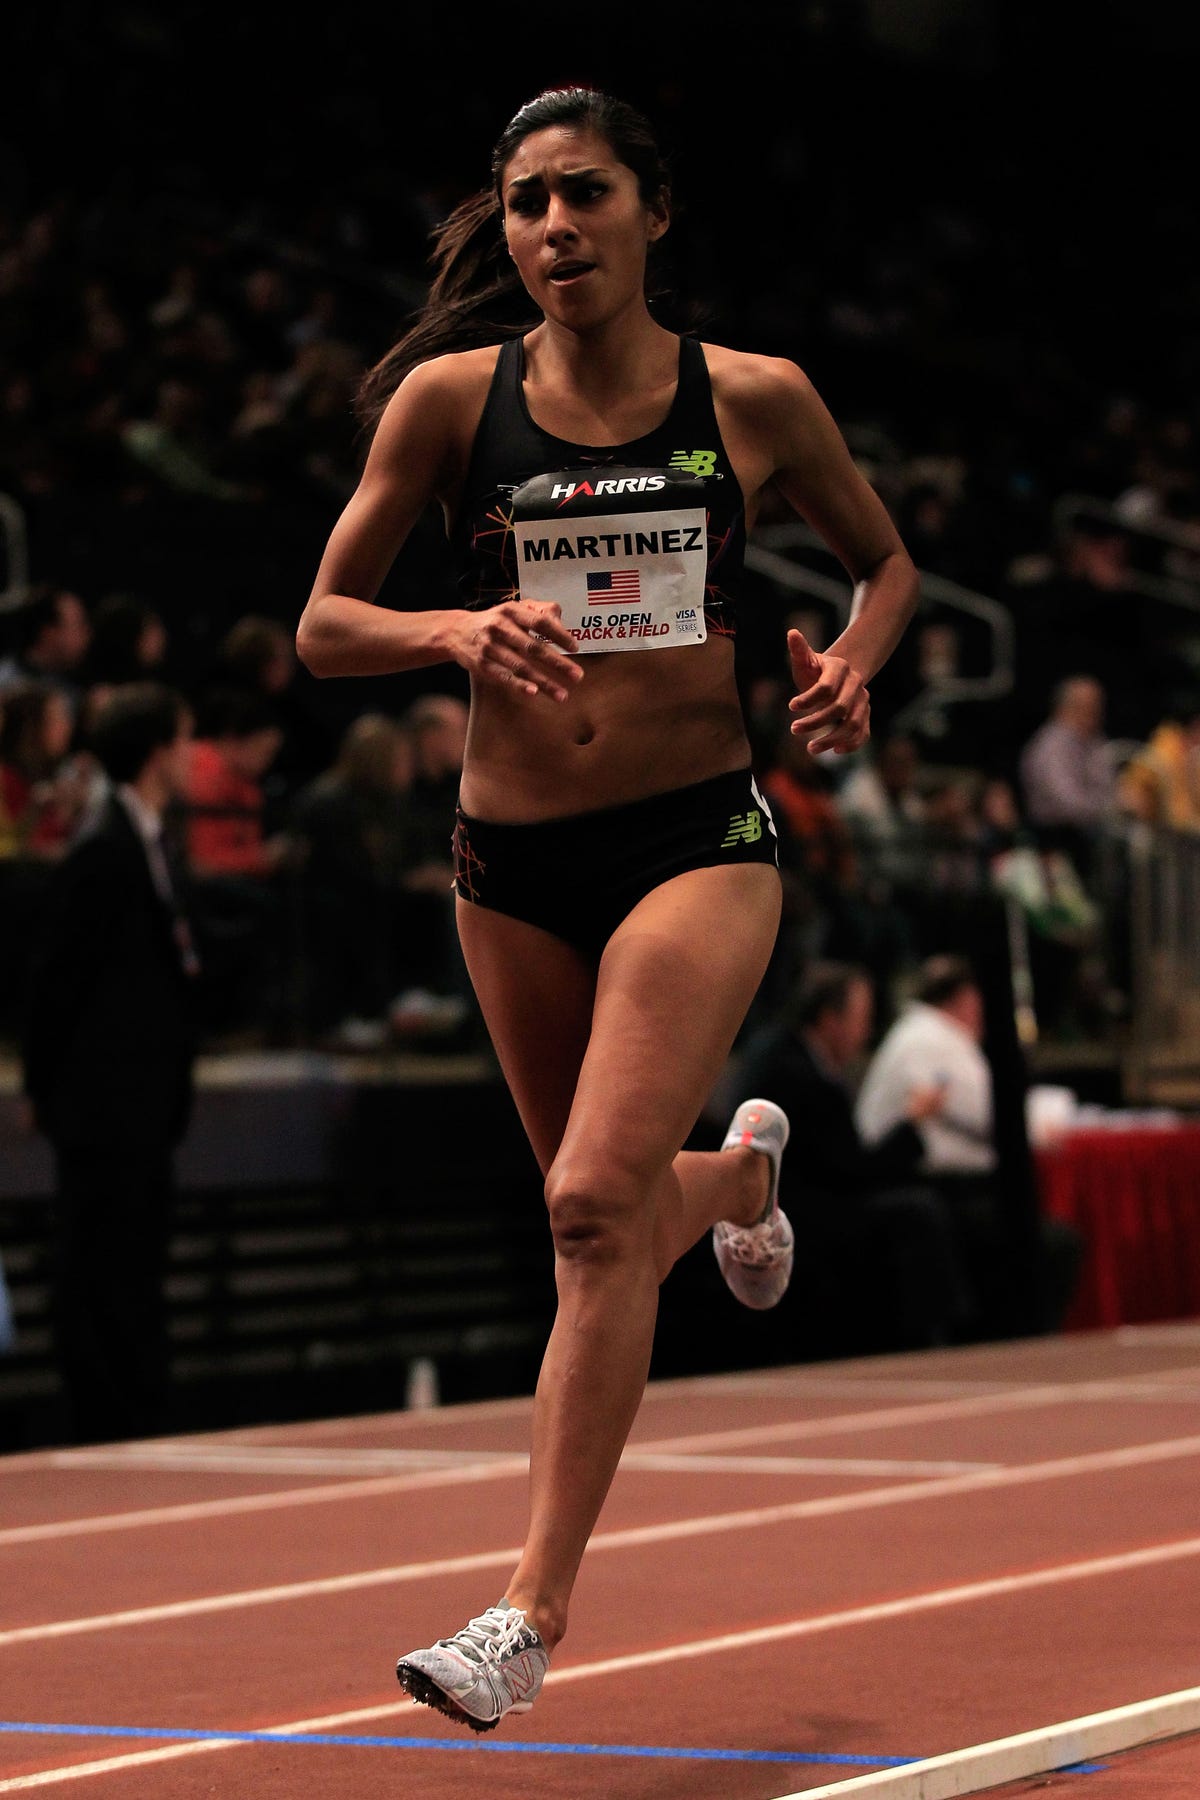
[1036,1126,1200,1329]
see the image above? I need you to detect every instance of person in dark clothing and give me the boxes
[390,691,476,1029]
[21,682,199,1444]
[0,581,92,714]
[212,612,337,804]
[83,592,169,687]
[289,710,416,1037]
[734,960,976,1355]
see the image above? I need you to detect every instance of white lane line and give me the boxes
[770,1684,1200,1799]
[0,1739,239,1790]
[620,1455,1001,1478]
[0,1447,997,1548]
[0,1694,424,1793]
[1118,1323,1200,1344]
[14,1359,1200,1475]
[0,1541,524,1647]
[38,1373,1200,1480]
[12,1366,981,1462]
[1075,1381,1200,1402]
[639,1376,1200,1458]
[5,1432,1200,1647]
[7,1369,1200,1548]
[0,1461,530,1549]
[543,1536,1200,1683]
[3,1546,1200,1791]
[0,1360,1180,1548]
[18,1448,998,1481]
[24,1448,521,1478]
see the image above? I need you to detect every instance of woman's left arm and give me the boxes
[755,358,921,754]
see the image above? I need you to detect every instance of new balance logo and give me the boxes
[505,1653,540,1701]
[722,809,763,847]
[669,449,718,476]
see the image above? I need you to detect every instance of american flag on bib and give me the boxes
[587,569,641,601]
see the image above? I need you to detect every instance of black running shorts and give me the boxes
[452,766,779,957]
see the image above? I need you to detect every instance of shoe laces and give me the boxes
[438,1605,531,1666]
[719,1213,787,1267]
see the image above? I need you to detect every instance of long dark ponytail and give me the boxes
[354,86,677,435]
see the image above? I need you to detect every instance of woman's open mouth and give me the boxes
[548,260,596,285]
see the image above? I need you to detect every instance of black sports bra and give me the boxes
[450,335,746,641]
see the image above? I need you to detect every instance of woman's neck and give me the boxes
[525,310,677,398]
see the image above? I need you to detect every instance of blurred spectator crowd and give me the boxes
[2,10,1199,1063]
[0,570,1195,1061]
[0,586,475,1051]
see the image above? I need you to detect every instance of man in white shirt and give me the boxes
[856,955,1083,1336]
[856,955,995,1178]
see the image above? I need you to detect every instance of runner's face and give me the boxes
[501,125,667,326]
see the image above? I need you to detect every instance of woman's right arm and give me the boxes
[296,358,581,699]
[296,359,471,679]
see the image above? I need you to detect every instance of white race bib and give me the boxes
[510,468,710,654]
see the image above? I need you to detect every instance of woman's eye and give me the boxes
[506,182,606,218]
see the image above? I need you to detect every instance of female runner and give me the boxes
[297,84,920,1731]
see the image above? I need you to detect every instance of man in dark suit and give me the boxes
[734,960,976,1356]
[22,682,199,1444]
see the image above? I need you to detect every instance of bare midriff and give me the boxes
[457,634,750,822]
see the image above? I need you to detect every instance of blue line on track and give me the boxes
[0,1722,908,1765]
[0,1722,1106,1771]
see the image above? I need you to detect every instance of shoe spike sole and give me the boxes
[396,1662,500,1734]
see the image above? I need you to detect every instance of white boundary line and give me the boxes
[8,1372,1200,1547]
[3,1553,1200,1791]
[4,1448,999,1481]
[9,1358,1200,1477]
[619,1455,1002,1478]
[25,1447,520,1478]
[770,1684,1200,1798]
[1117,1323,1200,1344]
[3,1369,1001,1468]
[0,1462,530,1548]
[6,1434,1200,1647]
[634,1377,1200,1458]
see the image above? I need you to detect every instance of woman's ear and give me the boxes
[647,194,671,243]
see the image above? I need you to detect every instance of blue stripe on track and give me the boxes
[0,1721,1106,1771]
[0,1721,908,1764]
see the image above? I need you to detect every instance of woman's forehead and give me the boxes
[501,124,619,186]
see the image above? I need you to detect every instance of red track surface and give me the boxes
[4,1323,1200,1798]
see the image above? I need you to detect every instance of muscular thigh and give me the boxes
[455,897,597,1175]
[557,862,782,1185]
[458,856,780,1190]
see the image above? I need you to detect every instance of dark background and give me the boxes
[6,0,1199,741]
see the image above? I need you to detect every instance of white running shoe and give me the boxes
[712,1097,794,1310]
[396,1600,549,1732]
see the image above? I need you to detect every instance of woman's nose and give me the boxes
[544,195,578,243]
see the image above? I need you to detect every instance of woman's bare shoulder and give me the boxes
[386,344,502,415]
[369,344,504,473]
[699,339,816,413]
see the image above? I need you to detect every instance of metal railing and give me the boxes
[746,520,1016,734]
[1052,491,1200,616]
[1126,824,1200,1102]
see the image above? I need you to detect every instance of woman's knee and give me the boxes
[544,1155,653,1266]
